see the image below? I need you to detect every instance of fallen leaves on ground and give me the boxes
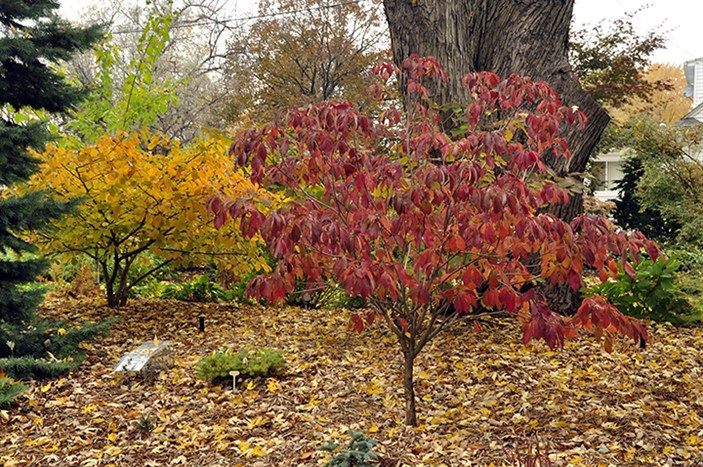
[2,297,703,466]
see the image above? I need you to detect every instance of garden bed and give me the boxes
[1,297,702,465]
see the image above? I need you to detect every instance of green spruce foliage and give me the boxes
[318,430,381,467]
[0,0,105,406]
[613,157,680,242]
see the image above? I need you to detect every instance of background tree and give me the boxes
[606,64,691,126]
[620,120,703,244]
[222,0,386,124]
[66,0,236,142]
[613,156,681,242]
[569,12,667,110]
[0,0,110,405]
[215,57,658,425]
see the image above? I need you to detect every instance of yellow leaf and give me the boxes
[40,382,52,393]
[368,423,379,433]
[32,417,43,426]
[266,379,279,393]
[153,425,165,433]
[56,328,68,336]
[248,445,267,457]
[238,441,251,453]
[245,380,256,391]
[107,433,118,443]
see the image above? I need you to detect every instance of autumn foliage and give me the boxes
[27,131,275,307]
[212,56,660,424]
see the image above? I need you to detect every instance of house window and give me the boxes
[591,160,624,191]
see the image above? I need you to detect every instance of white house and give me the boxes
[590,56,703,200]
[591,150,628,201]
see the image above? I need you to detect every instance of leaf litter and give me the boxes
[2,297,703,466]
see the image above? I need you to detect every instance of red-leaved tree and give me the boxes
[211,56,659,425]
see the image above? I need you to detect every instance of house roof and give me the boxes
[676,100,703,127]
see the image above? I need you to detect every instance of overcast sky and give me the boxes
[59,0,702,66]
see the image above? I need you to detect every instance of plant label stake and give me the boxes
[229,370,240,390]
[199,316,205,332]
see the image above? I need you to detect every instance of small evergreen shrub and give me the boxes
[0,318,115,360]
[0,356,83,380]
[0,373,28,408]
[196,347,286,383]
[136,413,156,433]
[161,275,229,302]
[318,430,381,467]
[585,256,693,324]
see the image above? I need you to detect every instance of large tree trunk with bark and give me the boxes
[383,0,608,312]
[383,0,608,220]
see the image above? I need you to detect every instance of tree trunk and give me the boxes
[383,0,609,311]
[383,0,607,212]
[402,350,417,426]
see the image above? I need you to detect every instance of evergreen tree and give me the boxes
[0,0,109,407]
[613,157,680,242]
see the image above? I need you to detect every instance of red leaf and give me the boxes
[397,318,409,332]
[349,313,365,333]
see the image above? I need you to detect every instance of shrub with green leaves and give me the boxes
[161,275,229,302]
[196,347,286,383]
[318,430,381,467]
[585,256,693,324]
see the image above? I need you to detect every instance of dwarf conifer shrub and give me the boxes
[0,374,28,408]
[318,430,381,467]
[196,347,286,383]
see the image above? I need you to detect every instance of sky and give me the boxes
[59,0,703,66]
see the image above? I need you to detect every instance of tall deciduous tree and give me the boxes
[0,0,109,404]
[66,0,236,142]
[215,57,658,425]
[382,2,664,219]
[607,64,691,126]
[223,0,386,124]
[381,2,667,313]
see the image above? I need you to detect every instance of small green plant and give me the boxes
[196,347,286,383]
[318,429,381,466]
[136,413,155,433]
[585,256,694,324]
[0,373,28,409]
[161,275,229,302]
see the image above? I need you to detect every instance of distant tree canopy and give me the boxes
[222,0,386,124]
[569,10,668,111]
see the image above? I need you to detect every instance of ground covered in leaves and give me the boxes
[2,298,703,466]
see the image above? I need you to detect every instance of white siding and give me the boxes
[695,62,703,108]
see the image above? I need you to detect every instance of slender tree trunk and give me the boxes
[402,350,417,426]
[383,0,608,311]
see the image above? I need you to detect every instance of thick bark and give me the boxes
[382,0,609,221]
[402,350,417,426]
[383,0,607,311]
